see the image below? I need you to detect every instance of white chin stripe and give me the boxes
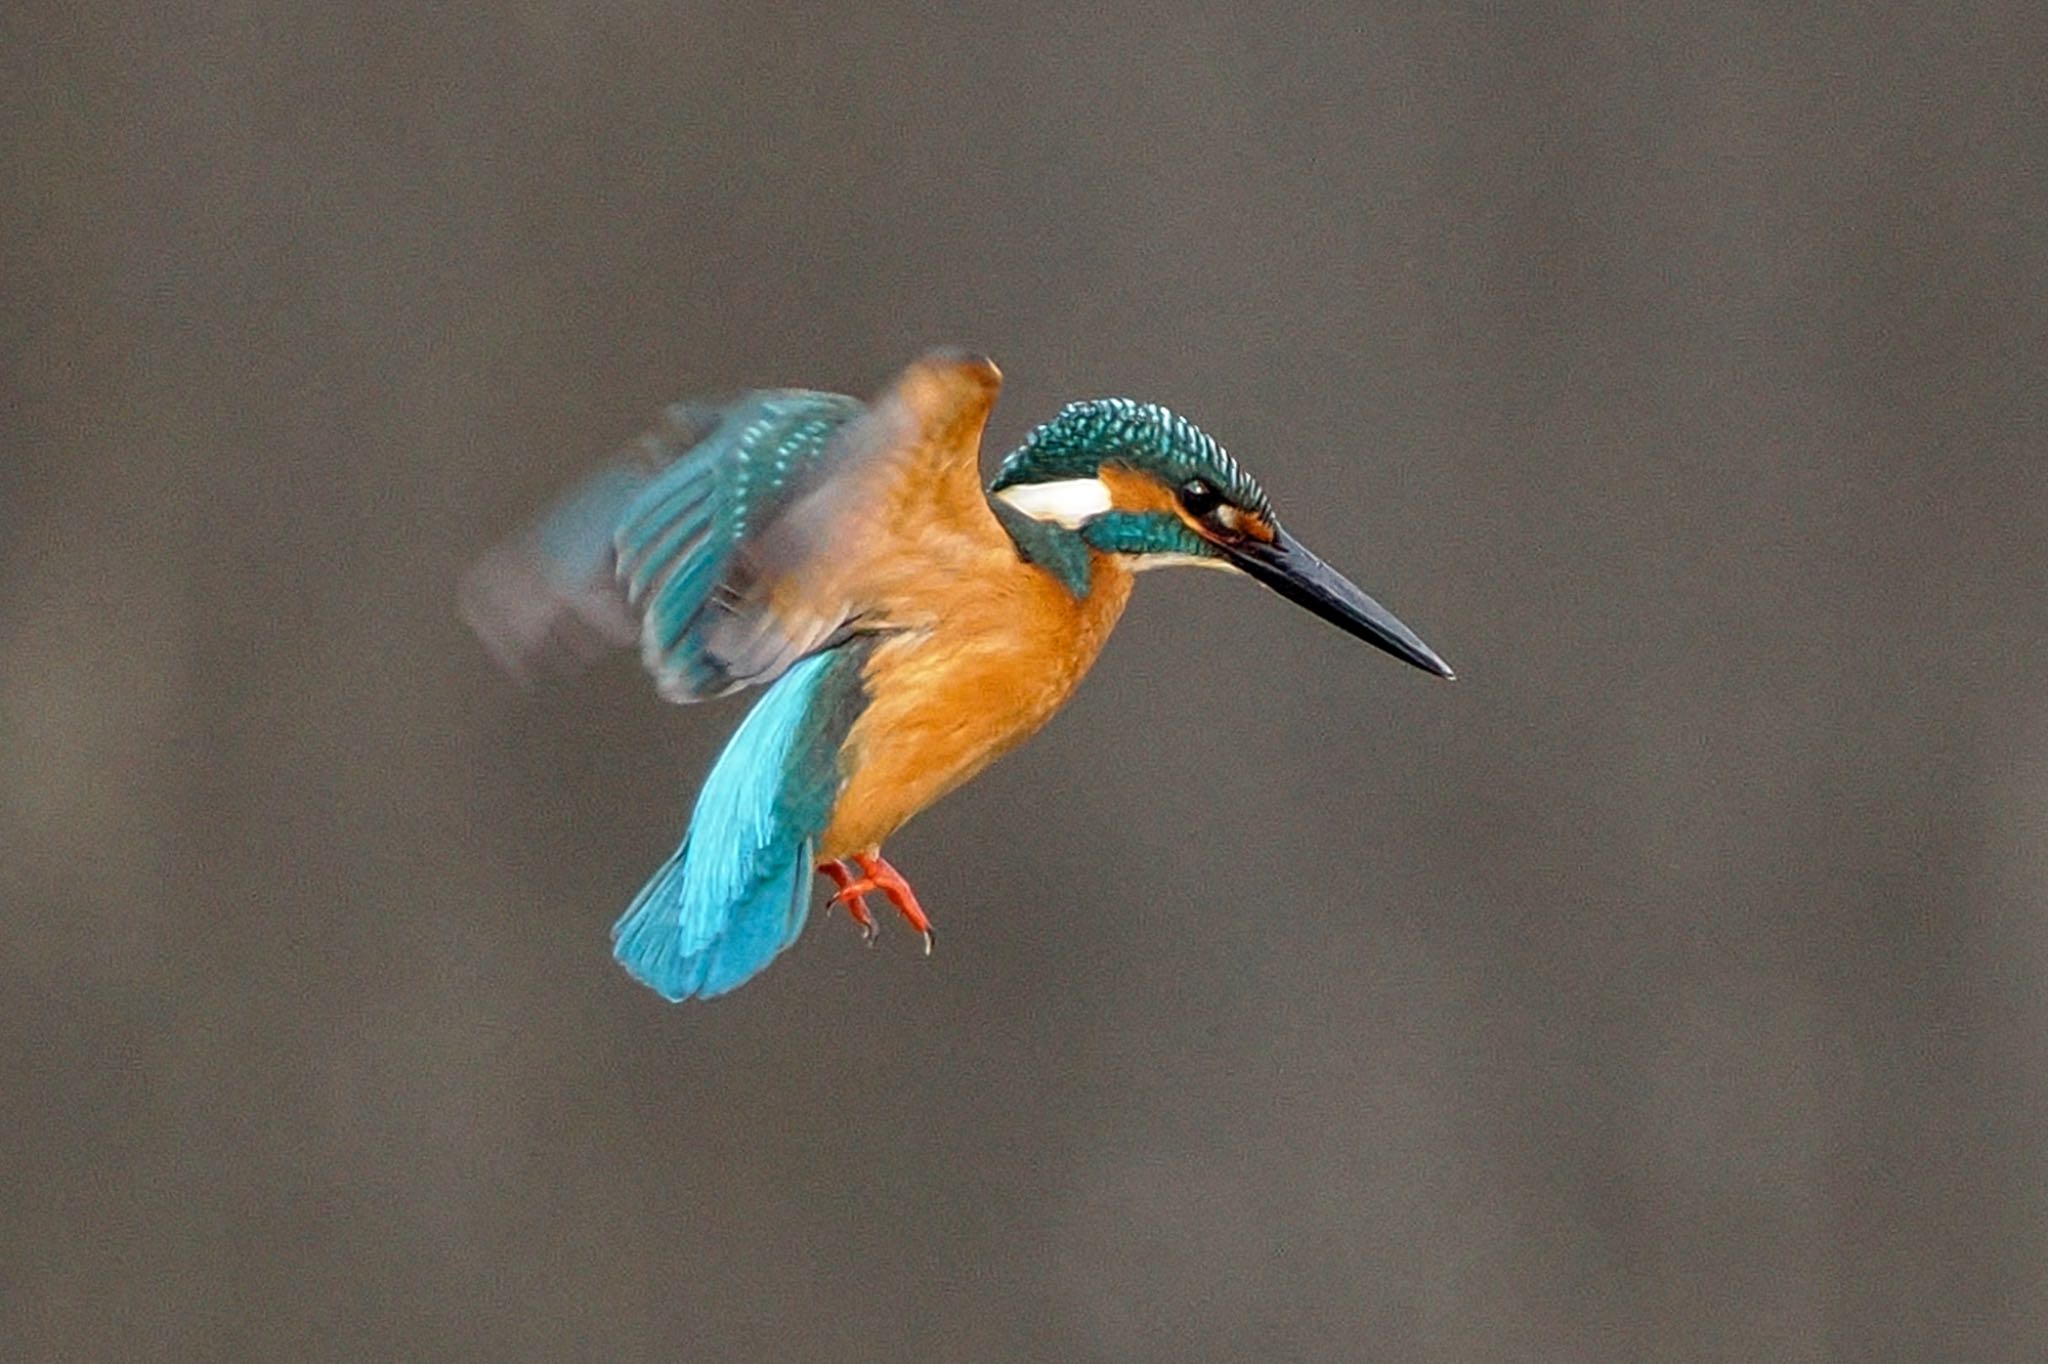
[1131,551,1239,573]
[995,477,1112,529]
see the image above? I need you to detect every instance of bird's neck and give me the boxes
[987,495,1097,599]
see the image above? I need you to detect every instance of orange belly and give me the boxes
[817,550,1132,858]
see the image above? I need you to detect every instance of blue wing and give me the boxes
[613,390,866,699]
[609,638,874,1000]
[458,399,733,682]
[460,387,871,698]
[463,350,1002,702]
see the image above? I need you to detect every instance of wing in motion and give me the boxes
[461,348,1002,698]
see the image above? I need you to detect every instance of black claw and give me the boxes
[920,928,935,957]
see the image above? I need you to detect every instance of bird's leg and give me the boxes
[851,852,934,956]
[817,859,878,945]
[819,853,934,954]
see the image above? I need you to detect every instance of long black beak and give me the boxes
[1226,527,1454,679]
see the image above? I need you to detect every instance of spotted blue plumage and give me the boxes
[613,390,867,700]
[611,638,875,1001]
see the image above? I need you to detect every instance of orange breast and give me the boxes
[817,538,1132,858]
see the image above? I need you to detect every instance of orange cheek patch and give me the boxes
[1097,463,1276,547]
[1096,464,1180,515]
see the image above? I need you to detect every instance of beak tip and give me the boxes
[1232,527,1456,682]
[1414,651,1456,681]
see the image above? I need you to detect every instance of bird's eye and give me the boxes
[1179,479,1222,517]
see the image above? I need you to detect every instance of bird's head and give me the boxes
[990,398,1453,679]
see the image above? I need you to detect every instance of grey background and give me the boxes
[5,2,2045,1359]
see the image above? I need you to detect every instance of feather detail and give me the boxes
[614,391,867,699]
[611,640,874,1001]
[613,350,1004,701]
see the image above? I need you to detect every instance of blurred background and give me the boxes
[4,2,2045,1359]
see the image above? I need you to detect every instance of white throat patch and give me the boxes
[994,477,1112,529]
[1131,551,1239,573]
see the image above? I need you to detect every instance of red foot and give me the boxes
[818,859,877,945]
[817,852,934,955]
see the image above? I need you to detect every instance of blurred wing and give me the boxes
[463,349,1002,701]
[653,350,1002,700]
[458,399,729,683]
[614,389,869,698]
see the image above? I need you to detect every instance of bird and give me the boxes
[463,348,1452,1003]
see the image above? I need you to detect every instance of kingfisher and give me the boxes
[464,349,1452,1003]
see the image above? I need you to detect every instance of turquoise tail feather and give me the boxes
[611,642,873,1002]
[610,837,814,1000]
